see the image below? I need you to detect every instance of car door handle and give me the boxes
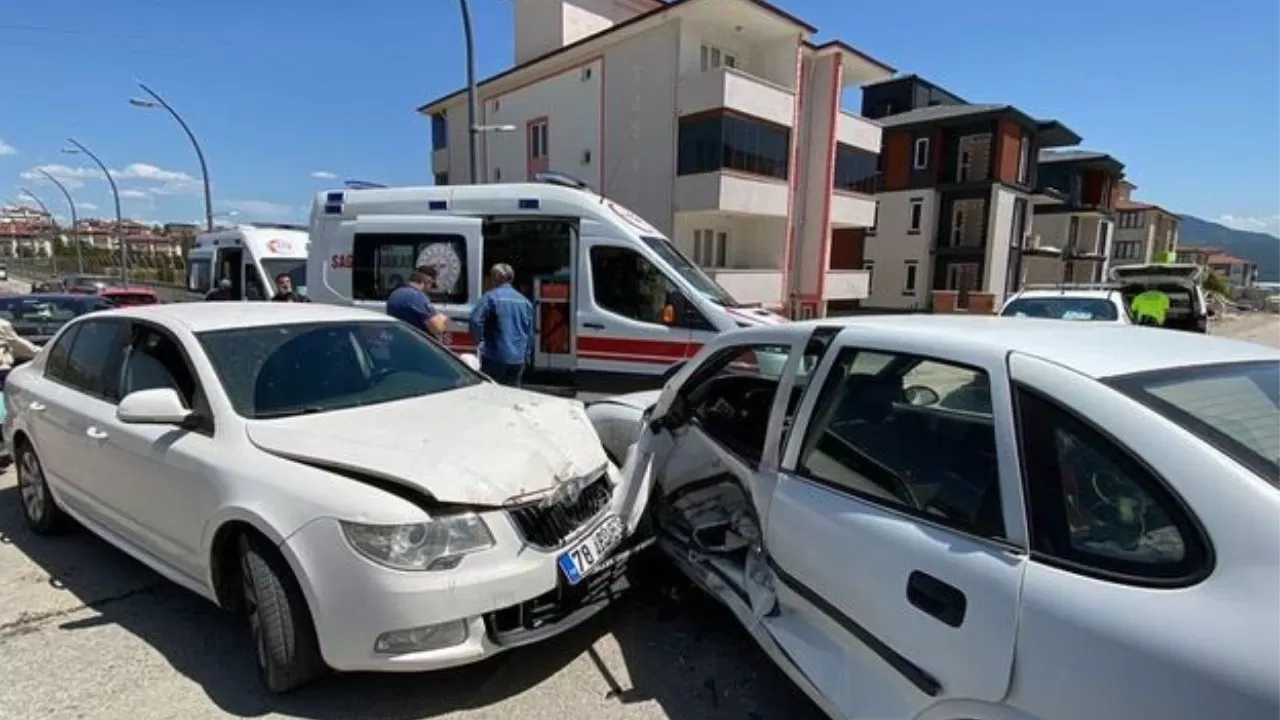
[906,571,967,628]
[581,322,605,330]
[85,427,109,440]
[28,401,46,411]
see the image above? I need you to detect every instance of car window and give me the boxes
[1002,297,1119,321]
[796,348,1005,539]
[1106,361,1279,484]
[1017,388,1208,581]
[589,245,679,326]
[120,324,202,412]
[62,319,125,401]
[43,324,80,382]
[684,344,791,465]
[198,321,482,418]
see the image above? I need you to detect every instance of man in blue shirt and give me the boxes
[386,269,449,339]
[469,263,533,387]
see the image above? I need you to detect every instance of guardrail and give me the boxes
[2,261,194,302]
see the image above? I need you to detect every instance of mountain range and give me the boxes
[1178,215,1280,282]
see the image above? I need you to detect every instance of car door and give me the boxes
[87,320,220,581]
[19,323,85,506]
[766,330,1028,720]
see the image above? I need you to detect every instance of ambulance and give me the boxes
[185,224,310,301]
[307,173,785,391]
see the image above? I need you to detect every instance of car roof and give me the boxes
[785,315,1278,379]
[1007,289,1119,300]
[104,301,397,333]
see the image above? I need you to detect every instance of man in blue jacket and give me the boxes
[469,263,533,387]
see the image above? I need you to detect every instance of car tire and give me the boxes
[238,534,325,693]
[15,440,64,534]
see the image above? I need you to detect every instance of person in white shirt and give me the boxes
[0,316,40,368]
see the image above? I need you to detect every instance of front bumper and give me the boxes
[284,507,642,673]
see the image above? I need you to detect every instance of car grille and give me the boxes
[507,474,612,549]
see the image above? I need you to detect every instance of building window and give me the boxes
[677,110,791,180]
[528,120,549,160]
[833,143,878,193]
[913,138,930,170]
[950,206,966,247]
[700,44,737,71]
[1017,134,1030,184]
[864,261,875,293]
[431,112,448,151]
[590,245,677,326]
[1113,240,1143,260]
[903,261,918,294]
[693,228,728,268]
[434,172,449,186]
[957,149,972,183]
[908,198,924,234]
[946,262,980,292]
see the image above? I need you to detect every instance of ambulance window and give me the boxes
[590,246,678,326]
[351,233,469,304]
[244,265,266,301]
[187,259,211,293]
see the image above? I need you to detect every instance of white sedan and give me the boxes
[587,316,1280,720]
[4,302,648,692]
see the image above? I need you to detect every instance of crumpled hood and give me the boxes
[244,383,607,506]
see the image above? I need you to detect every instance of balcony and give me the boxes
[823,270,870,301]
[836,111,881,154]
[829,191,877,229]
[707,268,783,306]
[674,172,789,217]
[677,67,795,128]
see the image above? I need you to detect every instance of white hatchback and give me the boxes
[4,302,648,692]
[588,317,1280,720]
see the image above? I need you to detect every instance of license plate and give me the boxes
[557,514,625,585]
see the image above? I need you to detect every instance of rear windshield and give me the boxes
[1106,361,1280,484]
[1002,297,1119,321]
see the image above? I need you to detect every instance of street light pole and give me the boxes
[131,82,214,233]
[35,169,83,274]
[459,0,481,184]
[19,188,59,275]
[64,139,128,285]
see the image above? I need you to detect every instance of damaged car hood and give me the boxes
[244,383,607,506]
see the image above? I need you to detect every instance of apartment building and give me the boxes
[856,75,1080,313]
[1176,247,1258,290]
[1029,149,1125,284]
[1110,180,1180,267]
[420,0,893,315]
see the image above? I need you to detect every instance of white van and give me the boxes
[186,224,310,301]
[307,175,785,391]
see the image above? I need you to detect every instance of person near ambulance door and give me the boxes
[469,263,533,388]
[271,272,310,302]
[205,278,234,302]
[386,269,449,339]
[1131,288,1170,327]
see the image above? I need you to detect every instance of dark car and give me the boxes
[58,274,122,294]
[0,294,116,346]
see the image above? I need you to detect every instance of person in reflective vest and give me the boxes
[1130,288,1170,326]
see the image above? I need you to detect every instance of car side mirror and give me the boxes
[661,304,676,325]
[458,352,482,372]
[117,388,194,426]
[903,385,940,407]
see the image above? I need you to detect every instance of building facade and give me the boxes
[1030,150,1125,284]
[1109,180,1180,267]
[421,0,893,314]
[856,75,1080,314]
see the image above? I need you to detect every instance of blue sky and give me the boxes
[2,0,1278,237]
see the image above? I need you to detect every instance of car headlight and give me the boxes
[340,513,494,571]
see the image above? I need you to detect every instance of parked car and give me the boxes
[58,273,122,294]
[99,286,162,306]
[1000,284,1130,322]
[587,316,1280,720]
[0,263,9,281]
[0,293,116,347]
[5,302,649,692]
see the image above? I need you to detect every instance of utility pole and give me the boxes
[460,0,480,184]
[64,139,128,284]
[35,169,83,274]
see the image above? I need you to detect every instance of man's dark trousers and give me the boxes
[481,358,525,388]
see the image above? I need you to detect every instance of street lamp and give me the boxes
[130,82,215,233]
[63,138,128,285]
[460,0,479,184]
[18,187,59,275]
[35,169,84,274]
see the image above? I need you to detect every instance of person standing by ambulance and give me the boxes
[469,263,533,387]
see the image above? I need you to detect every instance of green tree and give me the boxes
[1203,271,1232,297]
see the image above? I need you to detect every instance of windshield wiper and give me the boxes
[255,406,325,419]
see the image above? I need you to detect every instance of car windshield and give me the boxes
[639,235,741,308]
[198,321,483,419]
[0,296,109,325]
[1002,297,1119,321]
[261,258,307,296]
[1106,361,1280,485]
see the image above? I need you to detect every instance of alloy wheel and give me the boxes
[17,448,45,522]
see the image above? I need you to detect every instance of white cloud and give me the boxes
[21,162,201,195]
[77,202,98,210]
[310,170,337,180]
[20,163,98,188]
[0,139,16,156]
[220,199,294,219]
[119,189,152,199]
[1217,214,1280,238]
